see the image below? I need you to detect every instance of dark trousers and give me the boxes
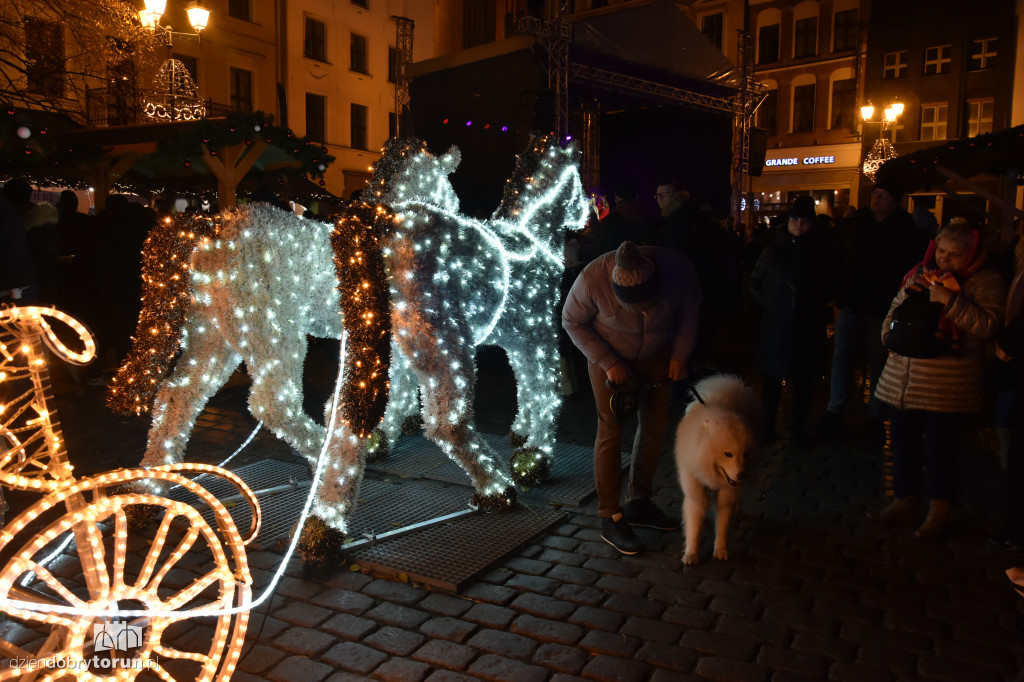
[588,349,671,519]
[890,407,961,500]
[761,371,814,442]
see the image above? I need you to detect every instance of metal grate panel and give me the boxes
[349,503,565,592]
[368,433,629,505]
[165,458,309,506]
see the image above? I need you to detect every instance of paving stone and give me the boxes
[509,613,584,645]
[246,613,290,640]
[365,602,431,628]
[662,603,716,629]
[504,556,552,576]
[467,653,549,682]
[692,656,771,682]
[547,563,601,585]
[505,572,560,594]
[273,626,336,656]
[460,582,517,605]
[532,642,591,674]
[363,578,427,606]
[363,625,427,656]
[229,672,270,682]
[480,567,515,584]
[311,588,376,614]
[324,570,374,591]
[635,641,698,673]
[620,615,683,644]
[595,574,650,596]
[539,535,581,552]
[679,629,759,660]
[603,593,664,619]
[538,548,588,567]
[578,629,641,657]
[237,643,286,674]
[761,605,839,636]
[422,670,480,682]
[322,612,378,640]
[756,644,829,678]
[509,592,577,620]
[791,631,857,662]
[371,658,432,682]
[420,592,473,617]
[854,642,918,675]
[568,604,625,631]
[933,635,1019,670]
[419,616,478,643]
[813,597,881,626]
[714,614,789,646]
[323,673,368,682]
[882,610,948,639]
[465,628,538,659]
[321,641,389,674]
[265,655,334,682]
[581,556,642,577]
[826,661,896,682]
[708,595,761,619]
[649,583,713,609]
[579,654,653,682]
[413,639,478,671]
[464,602,516,628]
[553,583,607,605]
[916,654,1007,682]
[272,601,335,628]
[275,575,324,600]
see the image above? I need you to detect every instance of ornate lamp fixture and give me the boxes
[139,1,212,121]
[860,99,904,182]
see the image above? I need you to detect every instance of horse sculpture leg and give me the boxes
[142,322,242,468]
[379,343,421,447]
[243,332,325,465]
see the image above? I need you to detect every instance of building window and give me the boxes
[388,47,399,83]
[352,0,368,7]
[793,17,817,59]
[924,45,951,75]
[920,103,948,141]
[832,9,857,52]
[228,0,250,21]
[389,111,398,139]
[758,89,778,135]
[793,83,815,132]
[304,17,326,62]
[883,50,908,79]
[758,24,780,64]
[25,19,64,98]
[969,38,997,70]
[306,93,326,142]
[701,13,723,50]
[230,67,253,112]
[351,34,369,74]
[830,78,856,130]
[351,103,368,150]
[966,98,994,137]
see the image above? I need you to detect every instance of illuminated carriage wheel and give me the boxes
[0,492,250,681]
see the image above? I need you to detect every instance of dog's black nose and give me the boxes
[736,471,747,481]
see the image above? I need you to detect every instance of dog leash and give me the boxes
[690,384,706,405]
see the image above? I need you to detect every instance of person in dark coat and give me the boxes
[749,196,835,447]
[582,180,657,262]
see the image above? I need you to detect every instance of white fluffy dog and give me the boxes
[674,375,762,566]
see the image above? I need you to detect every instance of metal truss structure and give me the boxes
[391,15,415,137]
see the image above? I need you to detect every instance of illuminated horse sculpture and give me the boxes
[110,135,585,532]
[373,136,588,489]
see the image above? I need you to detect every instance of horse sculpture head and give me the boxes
[365,138,462,217]
[493,133,587,257]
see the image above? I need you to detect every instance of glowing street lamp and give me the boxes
[138,1,212,121]
[139,0,210,45]
[860,99,903,181]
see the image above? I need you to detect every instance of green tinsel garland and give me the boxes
[509,447,553,487]
[508,431,528,448]
[401,415,424,437]
[471,485,518,513]
[365,428,389,464]
[109,484,164,531]
[295,515,346,569]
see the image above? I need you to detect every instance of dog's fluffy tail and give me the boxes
[687,374,764,442]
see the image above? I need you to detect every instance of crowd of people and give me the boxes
[562,177,1022,555]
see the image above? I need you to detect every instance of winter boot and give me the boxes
[915,498,952,539]
[866,495,918,526]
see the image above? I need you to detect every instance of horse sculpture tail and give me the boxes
[107,213,221,416]
[329,202,393,437]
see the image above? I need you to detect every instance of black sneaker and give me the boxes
[623,499,680,531]
[600,515,644,555]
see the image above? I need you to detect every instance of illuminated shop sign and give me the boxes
[764,155,836,167]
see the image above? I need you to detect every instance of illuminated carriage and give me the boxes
[0,306,258,681]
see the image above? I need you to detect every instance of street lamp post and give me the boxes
[138,1,211,122]
[860,100,903,182]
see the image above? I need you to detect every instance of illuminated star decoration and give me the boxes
[0,306,257,681]
[373,134,588,491]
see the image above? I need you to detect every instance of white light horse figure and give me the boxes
[374,135,588,491]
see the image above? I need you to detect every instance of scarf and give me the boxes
[900,230,987,355]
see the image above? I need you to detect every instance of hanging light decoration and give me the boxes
[143,58,207,122]
[861,137,897,182]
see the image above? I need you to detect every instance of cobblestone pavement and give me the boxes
[3,337,1024,681]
